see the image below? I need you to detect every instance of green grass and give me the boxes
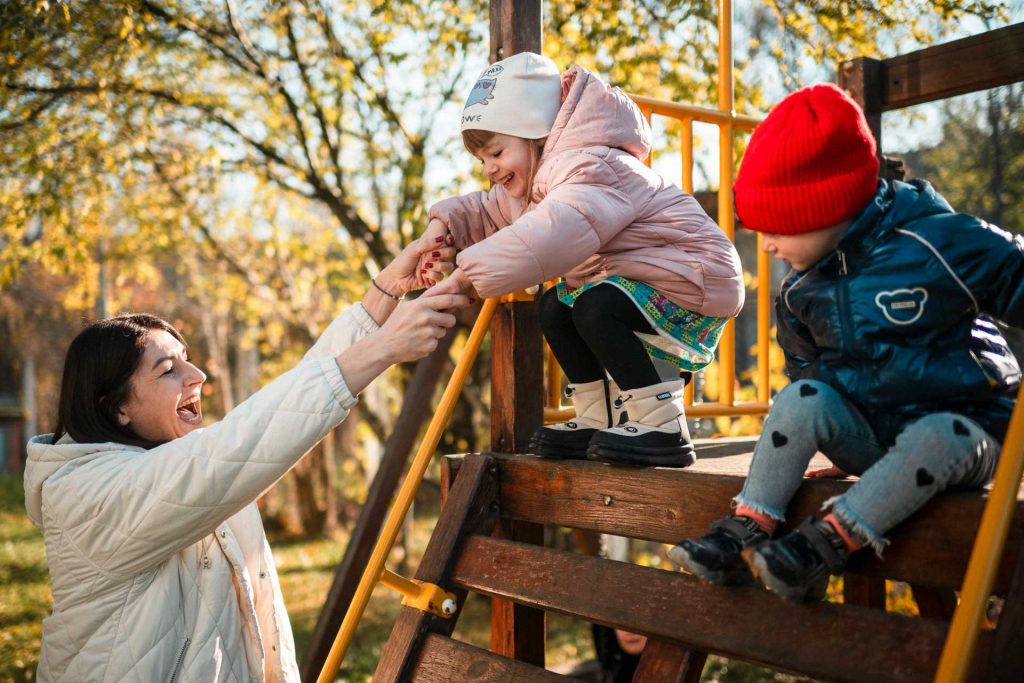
[1,473,48,683]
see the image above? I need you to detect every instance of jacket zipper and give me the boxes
[168,637,190,683]
[835,250,855,353]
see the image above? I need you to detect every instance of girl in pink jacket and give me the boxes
[426,52,744,466]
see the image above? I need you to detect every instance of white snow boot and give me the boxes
[586,379,695,468]
[529,379,618,459]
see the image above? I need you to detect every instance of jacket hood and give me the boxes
[23,434,142,528]
[542,65,651,161]
[841,179,954,253]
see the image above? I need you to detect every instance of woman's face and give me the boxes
[473,133,537,199]
[116,329,207,443]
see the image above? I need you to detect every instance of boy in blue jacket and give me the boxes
[672,83,1024,601]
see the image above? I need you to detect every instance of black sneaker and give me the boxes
[669,516,769,586]
[743,516,850,602]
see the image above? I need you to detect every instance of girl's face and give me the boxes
[473,133,538,199]
[116,330,207,443]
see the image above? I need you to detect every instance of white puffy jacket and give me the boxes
[23,304,379,683]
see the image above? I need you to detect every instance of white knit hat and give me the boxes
[460,52,561,139]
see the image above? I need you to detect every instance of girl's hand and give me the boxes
[415,219,455,287]
[805,465,851,479]
[427,268,478,300]
[378,231,456,296]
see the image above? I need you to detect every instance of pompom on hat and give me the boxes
[733,83,880,235]
[460,52,561,139]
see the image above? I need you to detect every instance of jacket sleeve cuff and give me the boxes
[317,356,359,410]
[305,303,381,361]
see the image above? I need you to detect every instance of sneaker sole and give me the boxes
[528,430,596,461]
[668,544,755,587]
[743,548,829,602]
[585,443,696,468]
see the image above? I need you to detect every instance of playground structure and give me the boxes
[302,3,1024,681]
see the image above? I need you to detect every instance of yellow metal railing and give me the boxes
[316,297,500,683]
[935,381,1024,682]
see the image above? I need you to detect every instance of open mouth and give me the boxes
[177,396,203,425]
[499,172,514,186]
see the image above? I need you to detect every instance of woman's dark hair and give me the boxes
[52,313,187,449]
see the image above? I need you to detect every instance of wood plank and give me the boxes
[452,535,964,683]
[411,633,567,682]
[632,639,707,683]
[837,56,884,165]
[488,454,1024,592]
[844,575,886,610]
[373,455,501,683]
[490,518,546,666]
[986,533,1024,681]
[879,23,1024,110]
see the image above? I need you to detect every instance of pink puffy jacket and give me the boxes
[429,65,745,318]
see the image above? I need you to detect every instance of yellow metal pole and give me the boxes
[316,297,500,683]
[757,239,771,403]
[680,119,694,195]
[717,0,736,406]
[934,381,1024,682]
[680,119,697,407]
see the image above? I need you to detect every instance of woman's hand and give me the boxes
[377,227,456,298]
[377,292,470,363]
[336,292,471,395]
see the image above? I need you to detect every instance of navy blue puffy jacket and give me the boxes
[777,179,1024,444]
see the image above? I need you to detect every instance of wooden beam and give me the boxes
[986,535,1024,681]
[452,535,964,683]
[880,23,1024,110]
[487,454,1024,592]
[490,0,543,63]
[488,0,546,670]
[632,639,707,683]
[838,56,884,167]
[373,455,501,682]
[410,633,567,682]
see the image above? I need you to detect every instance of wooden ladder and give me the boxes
[371,442,1024,682]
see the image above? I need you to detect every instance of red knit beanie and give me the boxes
[734,83,879,235]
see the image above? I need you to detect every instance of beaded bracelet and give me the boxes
[371,278,403,301]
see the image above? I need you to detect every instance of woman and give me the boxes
[23,237,468,682]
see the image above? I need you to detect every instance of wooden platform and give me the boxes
[372,445,1024,682]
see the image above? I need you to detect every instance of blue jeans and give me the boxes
[735,380,1000,554]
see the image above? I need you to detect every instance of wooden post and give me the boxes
[487,0,547,669]
[838,56,884,171]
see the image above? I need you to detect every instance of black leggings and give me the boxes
[539,284,662,390]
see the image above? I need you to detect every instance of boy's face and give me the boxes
[761,222,850,272]
[473,133,537,199]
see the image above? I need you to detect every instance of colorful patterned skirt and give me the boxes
[554,276,728,372]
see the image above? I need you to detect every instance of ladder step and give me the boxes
[411,632,568,682]
[451,534,977,683]
[488,453,1024,592]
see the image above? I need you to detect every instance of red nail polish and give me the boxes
[432,251,440,258]
[420,269,426,274]
[434,236,444,243]
[425,262,433,268]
